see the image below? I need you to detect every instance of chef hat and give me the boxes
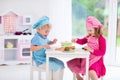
[32,16,49,29]
[86,16,103,28]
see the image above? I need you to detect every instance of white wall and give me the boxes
[0,0,72,43]
[48,0,72,42]
[0,0,49,33]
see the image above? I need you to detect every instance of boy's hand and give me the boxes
[50,39,57,44]
[53,39,57,43]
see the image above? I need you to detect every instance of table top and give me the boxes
[46,48,90,58]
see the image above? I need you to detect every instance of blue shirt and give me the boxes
[31,32,64,71]
[31,32,50,66]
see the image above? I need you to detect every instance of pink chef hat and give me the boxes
[86,16,103,28]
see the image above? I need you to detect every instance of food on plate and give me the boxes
[55,47,65,51]
[55,46,75,52]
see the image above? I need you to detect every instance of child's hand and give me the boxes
[83,46,93,53]
[71,38,77,43]
[43,44,51,49]
[50,39,57,44]
[53,39,57,44]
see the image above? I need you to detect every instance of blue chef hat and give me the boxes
[32,16,49,29]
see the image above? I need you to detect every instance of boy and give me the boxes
[30,16,64,80]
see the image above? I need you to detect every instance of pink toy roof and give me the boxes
[3,11,18,17]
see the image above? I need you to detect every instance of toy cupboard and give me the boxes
[0,11,32,65]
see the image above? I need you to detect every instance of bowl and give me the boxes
[61,42,72,47]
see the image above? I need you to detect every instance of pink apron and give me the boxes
[87,36,101,67]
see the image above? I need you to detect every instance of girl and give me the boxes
[30,16,64,80]
[67,16,106,80]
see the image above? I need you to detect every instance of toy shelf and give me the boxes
[0,35,33,65]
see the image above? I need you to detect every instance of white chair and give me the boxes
[30,51,64,80]
[30,51,46,80]
[72,73,104,80]
[101,76,104,80]
[73,73,76,80]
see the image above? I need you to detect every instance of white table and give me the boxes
[46,48,90,80]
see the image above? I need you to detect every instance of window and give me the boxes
[116,0,120,66]
[72,0,108,38]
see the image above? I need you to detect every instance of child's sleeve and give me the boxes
[76,37,87,45]
[47,40,51,44]
[31,36,40,46]
[92,36,106,56]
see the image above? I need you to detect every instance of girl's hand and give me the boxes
[83,46,94,53]
[71,38,77,43]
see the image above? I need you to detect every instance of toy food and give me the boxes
[64,46,75,51]
[55,47,65,51]
[55,41,75,52]
[6,42,13,48]
[55,46,75,52]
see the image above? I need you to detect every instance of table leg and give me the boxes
[86,56,89,80]
[46,55,49,80]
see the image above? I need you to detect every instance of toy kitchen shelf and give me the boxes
[0,35,33,65]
